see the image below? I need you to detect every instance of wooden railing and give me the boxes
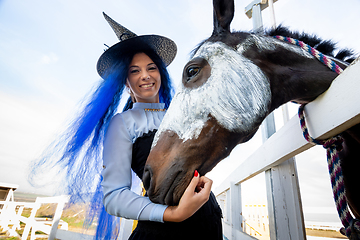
[214,57,360,240]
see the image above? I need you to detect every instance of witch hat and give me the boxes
[97,12,177,78]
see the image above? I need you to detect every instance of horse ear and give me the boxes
[212,0,234,36]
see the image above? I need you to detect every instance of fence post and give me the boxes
[265,159,306,239]
[225,190,231,224]
[261,109,306,239]
[230,182,242,239]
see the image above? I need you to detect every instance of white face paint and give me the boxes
[152,39,273,147]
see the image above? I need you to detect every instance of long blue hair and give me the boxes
[29,48,174,239]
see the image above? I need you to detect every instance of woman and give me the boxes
[99,13,222,239]
[102,51,212,222]
[31,12,222,240]
[102,51,221,238]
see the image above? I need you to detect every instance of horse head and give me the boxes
[144,0,350,206]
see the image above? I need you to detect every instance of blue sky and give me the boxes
[1,0,359,224]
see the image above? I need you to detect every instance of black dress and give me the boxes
[129,130,223,240]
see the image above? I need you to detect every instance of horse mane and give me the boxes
[191,25,357,64]
[265,25,357,63]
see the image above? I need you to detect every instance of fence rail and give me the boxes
[215,57,360,240]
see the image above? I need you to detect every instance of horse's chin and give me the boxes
[149,172,190,206]
[148,184,184,206]
[163,181,179,206]
[165,188,183,206]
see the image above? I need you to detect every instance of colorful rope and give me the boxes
[298,105,360,238]
[274,35,343,74]
[275,35,360,238]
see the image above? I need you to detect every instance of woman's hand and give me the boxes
[163,170,212,222]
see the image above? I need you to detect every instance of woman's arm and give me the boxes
[102,113,213,223]
[102,114,167,222]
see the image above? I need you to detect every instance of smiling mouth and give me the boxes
[140,83,155,88]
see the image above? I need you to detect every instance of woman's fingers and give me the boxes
[198,174,213,188]
[194,176,212,203]
[163,170,213,222]
[183,171,212,204]
[183,170,201,195]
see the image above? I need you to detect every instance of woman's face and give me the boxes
[126,52,161,103]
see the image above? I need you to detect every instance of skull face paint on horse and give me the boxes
[144,0,359,226]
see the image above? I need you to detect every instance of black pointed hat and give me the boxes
[97,12,177,78]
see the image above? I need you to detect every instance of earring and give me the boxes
[127,87,136,103]
[126,87,132,94]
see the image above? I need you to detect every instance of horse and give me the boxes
[143,0,359,236]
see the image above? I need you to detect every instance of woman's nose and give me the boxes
[141,71,150,80]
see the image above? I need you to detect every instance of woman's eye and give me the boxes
[129,69,139,74]
[186,66,200,81]
[147,64,158,71]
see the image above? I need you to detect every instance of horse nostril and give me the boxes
[142,165,152,191]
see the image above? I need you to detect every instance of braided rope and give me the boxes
[274,35,343,74]
[274,35,360,238]
[298,105,360,238]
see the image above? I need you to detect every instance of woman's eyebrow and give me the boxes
[129,65,139,69]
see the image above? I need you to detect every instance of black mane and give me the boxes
[191,25,357,64]
[265,25,357,63]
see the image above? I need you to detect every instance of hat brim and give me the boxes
[97,35,177,78]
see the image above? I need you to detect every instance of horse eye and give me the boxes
[186,66,200,81]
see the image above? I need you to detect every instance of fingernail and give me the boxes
[194,170,199,177]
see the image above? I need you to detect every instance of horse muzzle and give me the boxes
[143,162,190,206]
[143,119,244,206]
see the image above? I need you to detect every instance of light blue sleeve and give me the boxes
[101,113,167,222]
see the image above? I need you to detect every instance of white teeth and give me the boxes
[141,83,154,88]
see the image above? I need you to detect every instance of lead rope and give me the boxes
[274,36,343,74]
[275,35,360,239]
[299,105,360,238]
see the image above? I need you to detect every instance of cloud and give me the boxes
[41,52,58,64]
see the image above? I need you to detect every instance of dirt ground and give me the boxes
[306,228,347,239]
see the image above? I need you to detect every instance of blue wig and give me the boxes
[29,48,174,239]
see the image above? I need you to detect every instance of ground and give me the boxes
[306,228,347,239]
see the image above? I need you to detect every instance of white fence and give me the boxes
[214,57,360,240]
[0,195,94,240]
